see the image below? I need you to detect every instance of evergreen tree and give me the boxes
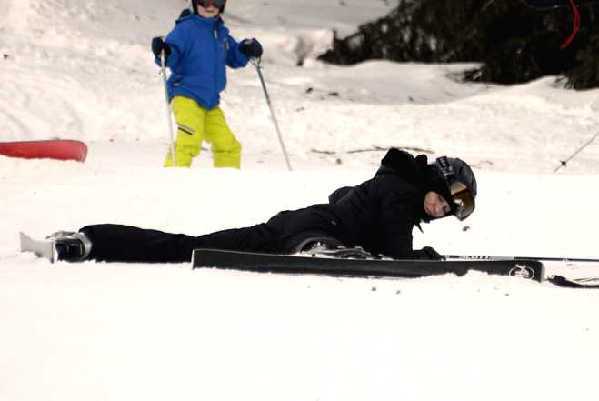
[318,0,599,89]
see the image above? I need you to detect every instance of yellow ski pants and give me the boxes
[165,96,241,168]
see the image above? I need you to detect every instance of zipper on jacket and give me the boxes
[213,25,218,107]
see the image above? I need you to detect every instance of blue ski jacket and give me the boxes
[156,14,249,110]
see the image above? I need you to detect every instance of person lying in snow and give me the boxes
[48,149,477,263]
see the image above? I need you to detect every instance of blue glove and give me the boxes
[239,38,263,58]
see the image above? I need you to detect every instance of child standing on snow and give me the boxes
[152,0,263,168]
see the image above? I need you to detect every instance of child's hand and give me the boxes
[151,36,171,58]
[239,38,263,59]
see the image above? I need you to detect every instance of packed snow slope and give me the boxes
[1,1,599,401]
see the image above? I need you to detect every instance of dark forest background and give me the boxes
[318,0,599,89]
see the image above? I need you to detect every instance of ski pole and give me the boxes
[160,50,177,167]
[554,132,598,173]
[445,254,599,263]
[251,58,293,171]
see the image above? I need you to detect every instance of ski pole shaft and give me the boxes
[160,50,177,166]
[554,132,598,173]
[252,59,293,171]
[445,255,599,263]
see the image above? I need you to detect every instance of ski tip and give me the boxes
[547,275,599,288]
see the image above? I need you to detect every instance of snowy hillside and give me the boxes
[2,0,598,172]
[2,0,599,400]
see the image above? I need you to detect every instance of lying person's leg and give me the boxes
[52,223,283,263]
[79,224,205,263]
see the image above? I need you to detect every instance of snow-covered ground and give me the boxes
[2,1,599,400]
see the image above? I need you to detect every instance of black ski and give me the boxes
[192,248,545,282]
[546,275,599,288]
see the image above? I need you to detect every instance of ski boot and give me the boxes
[47,231,93,262]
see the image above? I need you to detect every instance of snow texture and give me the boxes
[1,1,599,400]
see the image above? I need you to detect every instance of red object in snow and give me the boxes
[0,140,88,162]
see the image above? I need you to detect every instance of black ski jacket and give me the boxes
[264,148,440,258]
[327,148,432,258]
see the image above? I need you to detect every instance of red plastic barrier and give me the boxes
[0,140,88,162]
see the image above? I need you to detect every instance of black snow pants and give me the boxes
[80,205,343,263]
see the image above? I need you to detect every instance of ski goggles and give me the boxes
[449,181,475,221]
[197,0,226,8]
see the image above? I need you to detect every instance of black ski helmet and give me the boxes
[191,0,226,14]
[434,156,477,220]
